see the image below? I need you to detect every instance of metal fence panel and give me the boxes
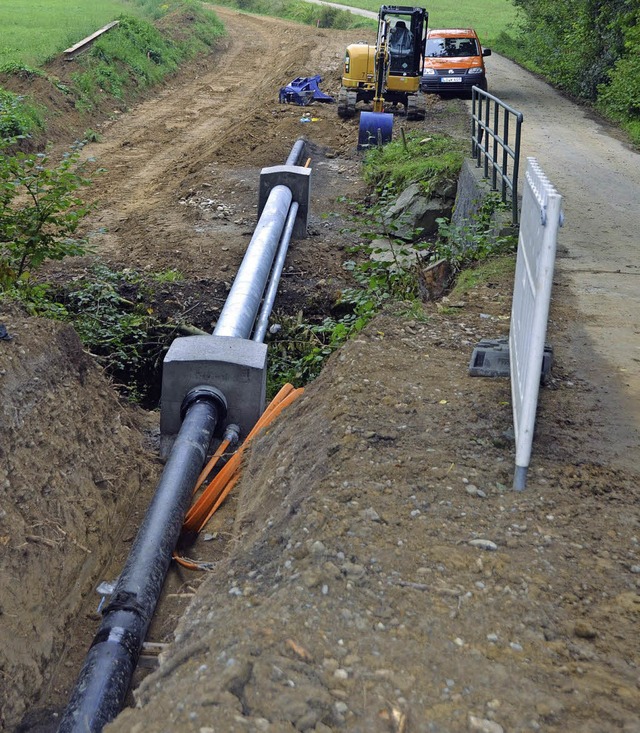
[509,158,563,490]
[471,87,523,226]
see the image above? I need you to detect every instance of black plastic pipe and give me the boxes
[58,138,306,732]
[57,393,223,733]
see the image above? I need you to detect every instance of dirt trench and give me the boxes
[2,7,640,733]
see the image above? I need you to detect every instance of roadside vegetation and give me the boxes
[500,0,640,145]
[267,132,516,394]
[0,0,224,140]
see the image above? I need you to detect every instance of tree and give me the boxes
[511,0,637,100]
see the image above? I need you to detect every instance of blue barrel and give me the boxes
[357,111,393,150]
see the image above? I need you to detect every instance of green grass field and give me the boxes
[0,0,162,67]
[0,0,519,69]
[321,0,520,44]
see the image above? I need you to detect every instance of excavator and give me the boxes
[337,5,428,149]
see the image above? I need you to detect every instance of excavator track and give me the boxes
[337,87,358,119]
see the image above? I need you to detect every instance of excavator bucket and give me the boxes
[357,111,393,150]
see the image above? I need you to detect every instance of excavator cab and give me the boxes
[386,10,426,80]
[338,5,428,148]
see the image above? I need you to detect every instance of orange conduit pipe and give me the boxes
[174,384,303,568]
[183,384,302,532]
[192,421,240,495]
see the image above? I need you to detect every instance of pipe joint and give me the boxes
[181,385,228,425]
[223,423,241,448]
[102,589,147,618]
[89,621,141,656]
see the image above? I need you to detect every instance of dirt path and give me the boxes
[76,8,357,280]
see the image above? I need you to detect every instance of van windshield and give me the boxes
[426,38,479,58]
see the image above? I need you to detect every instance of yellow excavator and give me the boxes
[337,5,428,148]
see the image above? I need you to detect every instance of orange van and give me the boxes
[420,28,491,94]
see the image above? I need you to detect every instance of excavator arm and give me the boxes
[372,18,390,113]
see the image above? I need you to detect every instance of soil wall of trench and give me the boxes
[0,310,160,729]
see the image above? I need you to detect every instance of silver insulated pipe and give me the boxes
[213,184,293,339]
[213,137,305,340]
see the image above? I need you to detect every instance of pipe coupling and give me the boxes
[180,385,228,425]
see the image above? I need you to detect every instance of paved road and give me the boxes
[484,53,640,471]
[308,0,640,470]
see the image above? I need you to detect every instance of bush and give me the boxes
[0,140,92,288]
[6,264,175,404]
[597,12,640,134]
[510,0,636,100]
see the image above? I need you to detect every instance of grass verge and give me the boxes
[362,131,466,196]
[70,6,223,111]
[0,0,149,68]
[449,256,516,300]
[0,1,224,140]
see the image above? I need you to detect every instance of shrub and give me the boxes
[597,12,640,135]
[0,140,92,288]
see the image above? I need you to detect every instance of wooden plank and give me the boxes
[63,20,120,60]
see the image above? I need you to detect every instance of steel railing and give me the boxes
[471,87,523,225]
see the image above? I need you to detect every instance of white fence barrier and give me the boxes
[509,158,563,490]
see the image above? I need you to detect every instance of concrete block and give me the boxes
[259,165,311,238]
[160,335,267,455]
[468,337,553,382]
[452,159,515,241]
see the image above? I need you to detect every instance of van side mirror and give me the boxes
[483,48,492,57]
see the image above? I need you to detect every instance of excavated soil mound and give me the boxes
[107,302,640,733]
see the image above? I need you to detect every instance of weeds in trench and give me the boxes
[5,263,188,404]
[152,268,184,283]
[266,201,429,396]
[434,193,517,271]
